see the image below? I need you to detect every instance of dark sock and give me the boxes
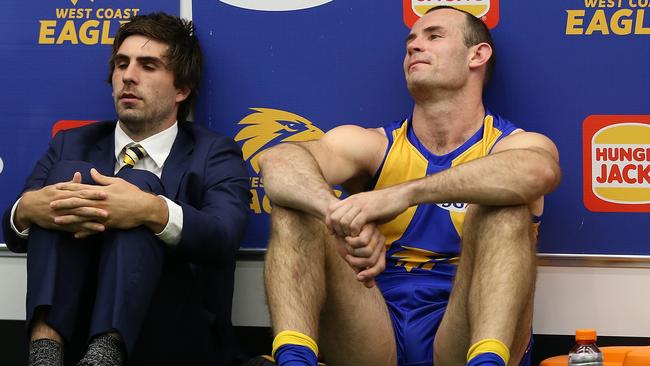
[77,334,125,366]
[241,355,277,366]
[29,338,64,366]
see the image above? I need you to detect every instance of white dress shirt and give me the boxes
[10,121,183,246]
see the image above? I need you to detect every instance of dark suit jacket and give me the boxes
[2,121,251,365]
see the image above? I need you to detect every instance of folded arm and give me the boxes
[410,131,560,206]
[259,125,389,286]
[327,131,561,236]
[2,131,251,266]
[259,125,387,218]
[34,137,251,265]
[2,131,101,252]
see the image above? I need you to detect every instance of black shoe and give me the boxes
[240,355,276,366]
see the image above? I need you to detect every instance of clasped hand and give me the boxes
[22,169,151,239]
[325,188,409,288]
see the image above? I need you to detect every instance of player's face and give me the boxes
[111,34,188,136]
[403,9,472,93]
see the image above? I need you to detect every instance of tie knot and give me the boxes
[122,143,147,169]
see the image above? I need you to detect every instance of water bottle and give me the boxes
[568,329,603,366]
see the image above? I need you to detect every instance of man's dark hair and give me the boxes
[426,6,496,85]
[109,12,202,122]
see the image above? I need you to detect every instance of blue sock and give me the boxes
[467,352,507,366]
[274,344,318,366]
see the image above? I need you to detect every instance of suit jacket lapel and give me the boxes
[161,125,192,199]
[88,130,116,176]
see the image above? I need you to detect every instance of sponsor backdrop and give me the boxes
[0,0,178,242]
[1,1,648,255]
[193,0,649,253]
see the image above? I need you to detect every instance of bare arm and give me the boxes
[408,132,560,206]
[259,125,387,219]
[328,131,561,236]
[260,125,389,287]
[258,142,337,219]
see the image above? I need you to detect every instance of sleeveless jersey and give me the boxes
[371,113,522,276]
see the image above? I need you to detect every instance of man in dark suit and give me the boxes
[2,12,250,366]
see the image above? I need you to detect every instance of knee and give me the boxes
[466,204,531,226]
[464,204,534,243]
[105,227,165,258]
[108,225,158,244]
[116,169,165,195]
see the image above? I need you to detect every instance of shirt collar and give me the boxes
[114,121,179,169]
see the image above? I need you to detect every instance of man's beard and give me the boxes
[115,98,175,135]
[117,108,149,133]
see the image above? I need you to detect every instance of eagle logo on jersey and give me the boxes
[234,108,325,173]
[391,246,459,272]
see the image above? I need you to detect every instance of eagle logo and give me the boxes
[234,108,325,173]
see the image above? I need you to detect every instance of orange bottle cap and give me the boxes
[575,329,597,341]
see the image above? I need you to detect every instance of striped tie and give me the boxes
[121,143,147,169]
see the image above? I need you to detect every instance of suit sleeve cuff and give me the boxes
[155,196,182,246]
[10,198,30,239]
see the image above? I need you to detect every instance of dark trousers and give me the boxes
[26,161,166,357]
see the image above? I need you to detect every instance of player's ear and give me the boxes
[468,42,492,70]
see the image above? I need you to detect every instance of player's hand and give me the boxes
[326,187,409,237]
[334,223,387,288]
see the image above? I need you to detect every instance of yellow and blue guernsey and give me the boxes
[373,112,534,366]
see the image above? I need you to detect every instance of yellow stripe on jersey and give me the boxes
[375,120,428,246]
[448,115,504,236]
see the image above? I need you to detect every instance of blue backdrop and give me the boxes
[193,1,650,253]
[1,1,648,255]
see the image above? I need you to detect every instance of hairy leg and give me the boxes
[265,206,327,338]
[264,206,396,366]
[434,204,536,365]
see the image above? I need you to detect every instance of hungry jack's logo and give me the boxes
[583,115,650,212]
[234,108,325,214]
[403,0,499,29]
